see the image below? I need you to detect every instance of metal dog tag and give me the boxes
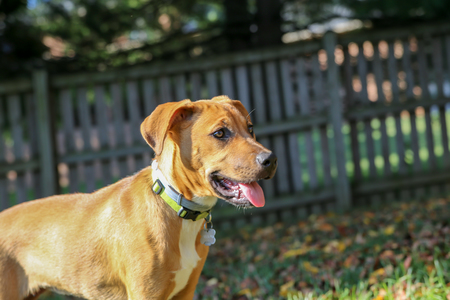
[200,228,216,246]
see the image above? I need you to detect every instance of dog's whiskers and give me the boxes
[246,109,255,121]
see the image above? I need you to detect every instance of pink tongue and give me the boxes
[238,182,265,207]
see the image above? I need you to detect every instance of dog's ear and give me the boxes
[211,95,231,102]
[211,96,251,121]
[230,100,251,121]
[141,100,194,156]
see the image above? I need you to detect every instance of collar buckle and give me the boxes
[152,179,164,195]
[177,206,210,221]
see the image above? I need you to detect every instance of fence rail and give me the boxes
[2,21,450,226]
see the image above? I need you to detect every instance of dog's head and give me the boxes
[141,95,277,208]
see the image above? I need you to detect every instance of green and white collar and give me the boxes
[151,160,213,221]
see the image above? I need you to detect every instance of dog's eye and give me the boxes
[248,125,254,135]
[213,129,226,139]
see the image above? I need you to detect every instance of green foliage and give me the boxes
[30,0,224,72]
[0,0,47,78]
[3,0,450,78]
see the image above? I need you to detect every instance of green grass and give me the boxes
[195,197,450,299]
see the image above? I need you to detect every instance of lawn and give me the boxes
[195,196,450,299]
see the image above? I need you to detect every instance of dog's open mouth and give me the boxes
[210,173,265,208]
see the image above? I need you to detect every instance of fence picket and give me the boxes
[126,81,144,172]
[372,45,386,103]
[311,55,332,187]
[387,42,407,176]
[417,39,431,99]
[8,95,26,203]
[357,45,377,178]
[143,79,158,116]
[373,45,391,181]
[409,112,422,172]
[206,70,219,98]
[324,31,351,210]
[25,93,41,199]
[424,108,437,170]
[439,107,450,167]
[175,75,187,101]
[280,59,303,192]
[235,65,251,109]
[190,72,201,100]
[77,87,96,193]
[33,69,57,197]
[60,89,79,193]
[343,47,355,105]
[265,61,290,195]
[357,44,369,102]
[0,100,9,210]
[296,57,318,190]
[220,68,234,98]
[379,117,391,176]
[111,83,128,178]
[401,40,415,99]
[432,38,444,99]
[94,85,112,186]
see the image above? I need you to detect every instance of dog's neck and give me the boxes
[155,143,218,209]
[151,159,217,213]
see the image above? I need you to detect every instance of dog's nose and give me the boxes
[256,152,277,179]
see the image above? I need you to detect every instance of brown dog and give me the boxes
[0,95,277,300]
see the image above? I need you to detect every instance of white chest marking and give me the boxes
[168,219,203,299]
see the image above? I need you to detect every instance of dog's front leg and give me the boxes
[170,247,208,300]
[125,273,177,300]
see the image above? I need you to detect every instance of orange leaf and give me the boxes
[318,223,333,232]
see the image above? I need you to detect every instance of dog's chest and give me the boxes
[168,219,203,299]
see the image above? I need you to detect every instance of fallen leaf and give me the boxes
[304,235,313,243]
[403,255,412,269]
[323,240,346,253]
[383,225,395,235]
[364,212,375,218]
[279,280,296,297]
[237,288,251,296]
[303,261,319,274]
[206,278,218,286]
[395,215,403,222]
[343,254,359,269]
[283,247,309,258]
[318,223,334,232]
[379,250,395,260]
[369,268,385,284]
[368,230,378,237]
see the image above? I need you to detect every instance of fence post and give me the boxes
[33,69,58,197]
[323,31,352,211]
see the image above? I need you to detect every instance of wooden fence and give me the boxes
[2,22,450,227]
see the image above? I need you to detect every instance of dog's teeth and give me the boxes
[216,176,224,180]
